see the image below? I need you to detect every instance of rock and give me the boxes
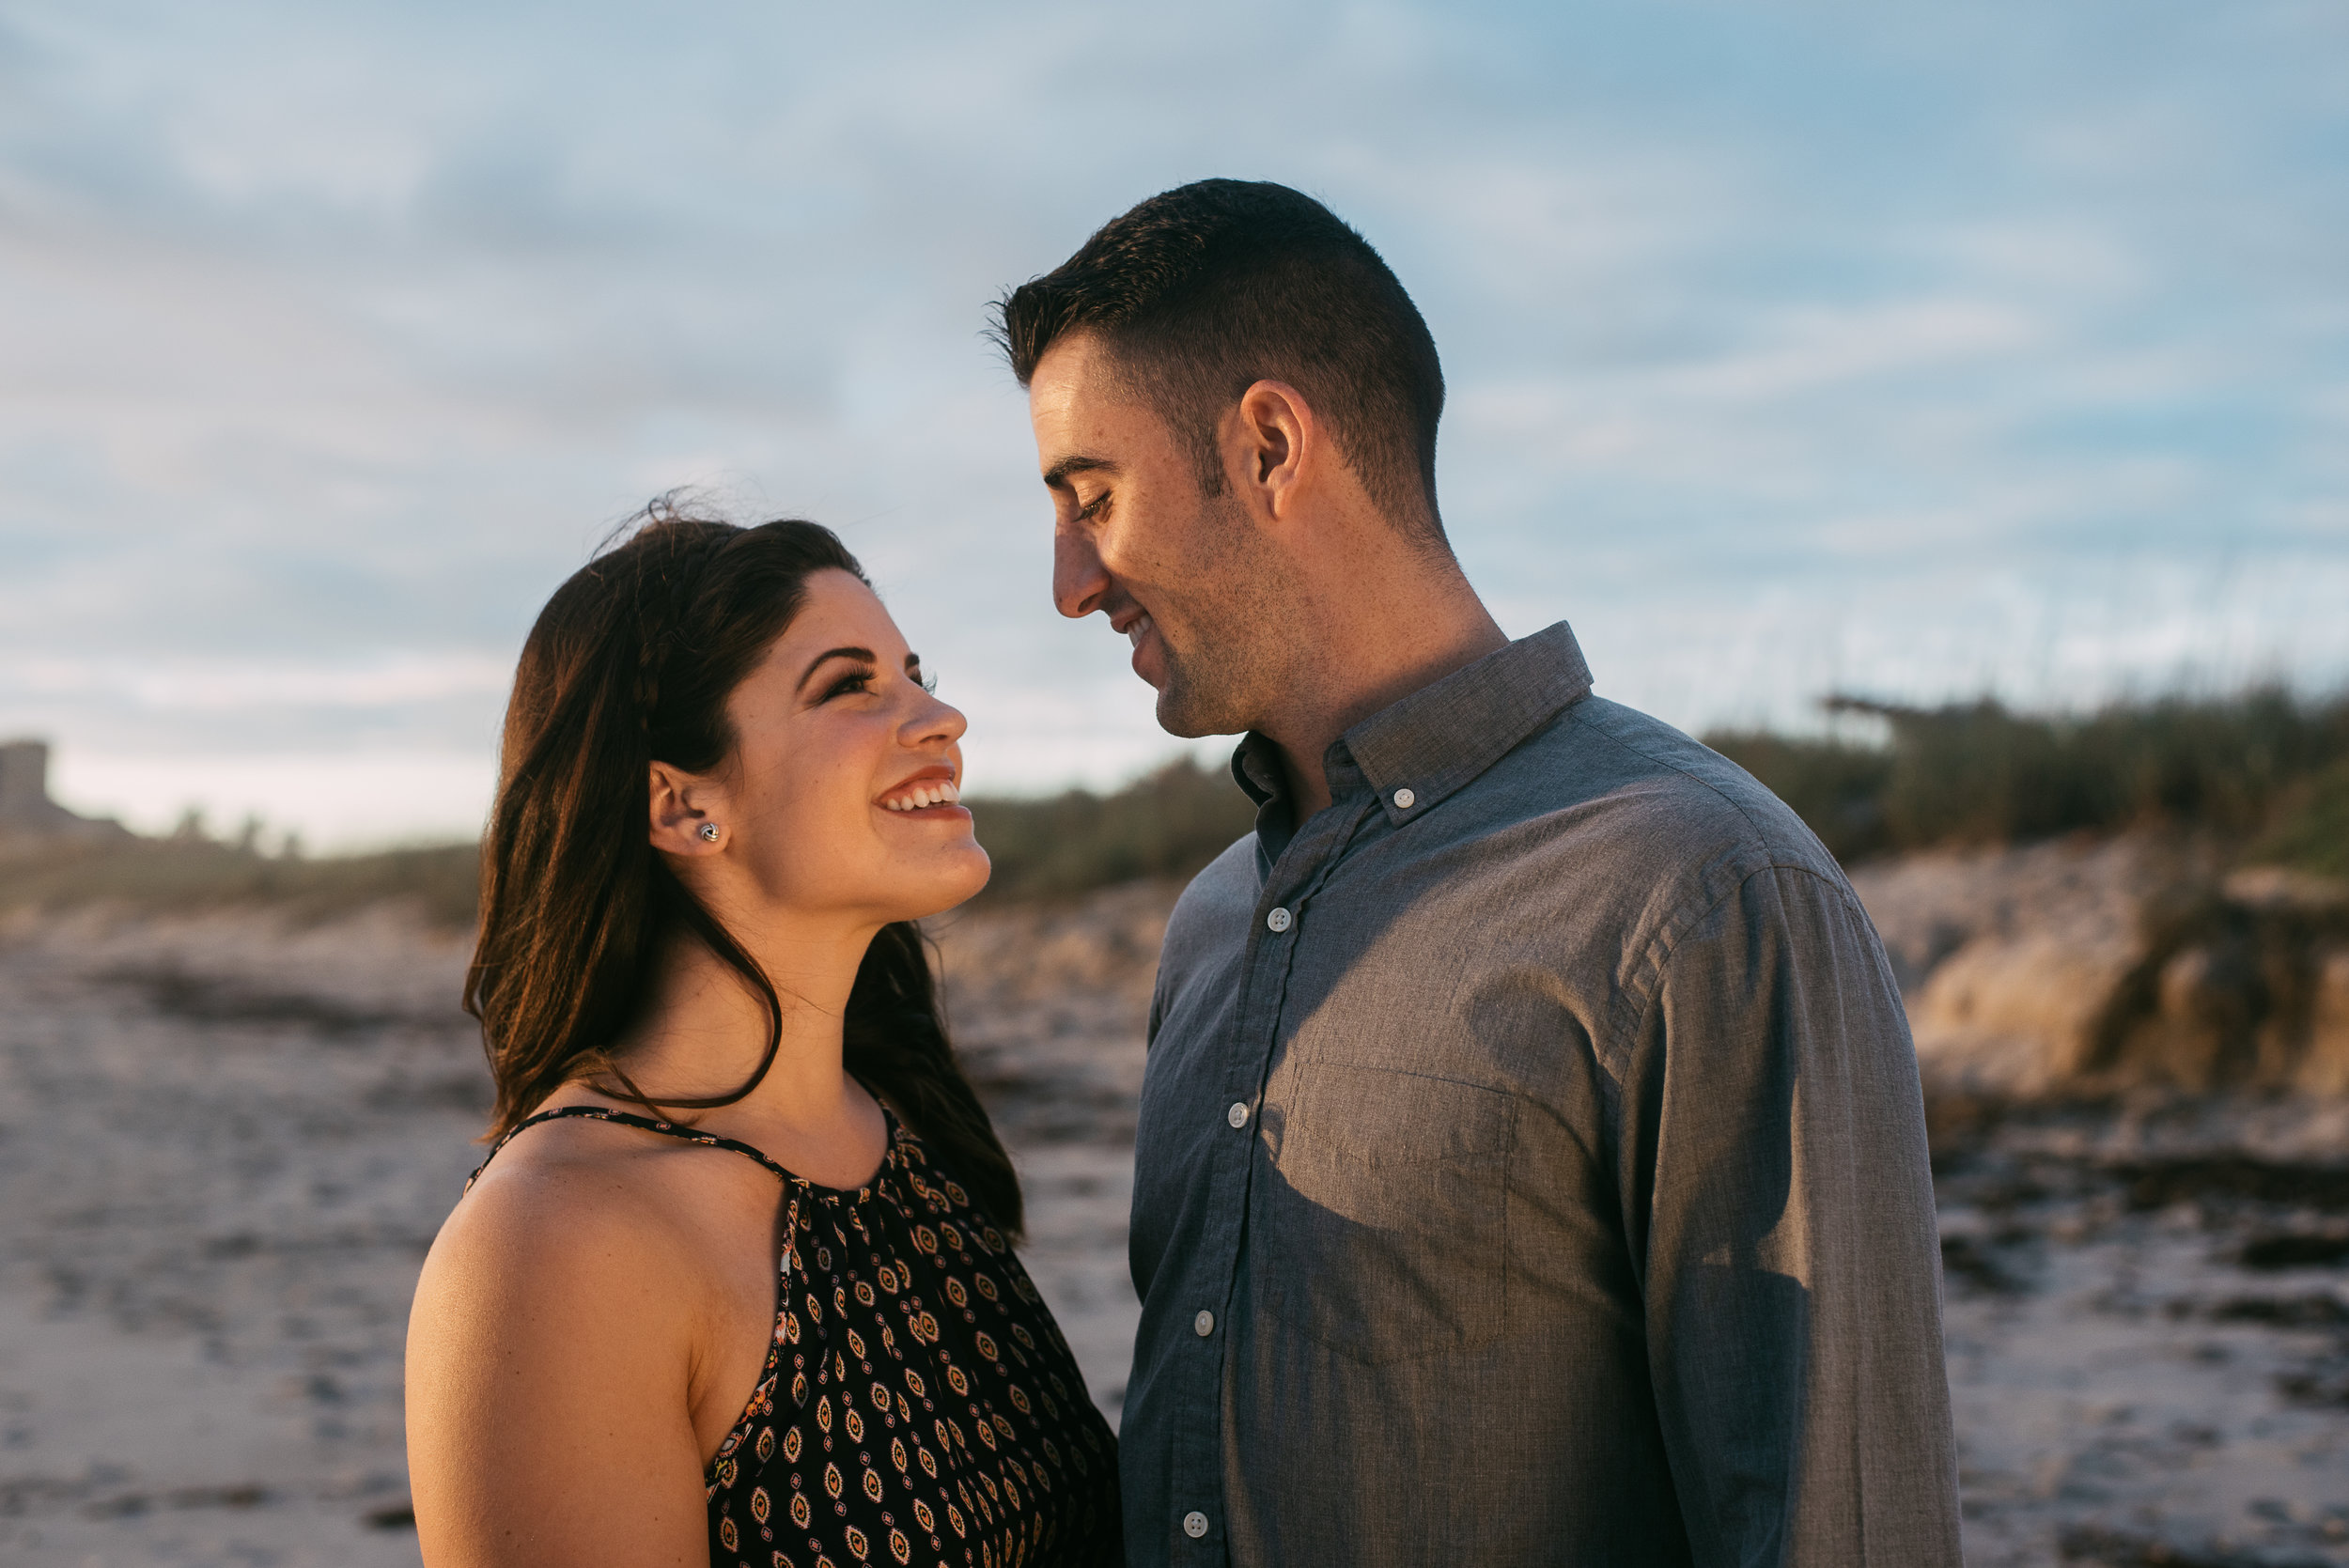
[2224,864,2349,911]
[1849,833,2349,1099]
[2303,948,2349,1095]
[1850,834,2194,1096]
[1908,932,2141,1094]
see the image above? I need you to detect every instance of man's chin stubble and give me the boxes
[1151,660,1260,740]
[1153,682,1224,740]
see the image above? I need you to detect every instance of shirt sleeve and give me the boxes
[1622,862,1962,1566]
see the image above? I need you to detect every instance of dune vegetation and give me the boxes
[7,689,2344,930]
[1705,686,2349,873]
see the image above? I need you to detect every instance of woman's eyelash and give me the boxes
[824,670,875,699]
[820,667,932,700]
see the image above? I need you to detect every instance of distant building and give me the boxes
[0,738,132,842]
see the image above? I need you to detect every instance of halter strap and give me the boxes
[468,1104,895,1193]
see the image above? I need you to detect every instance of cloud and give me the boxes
[48,745,496,846]
[2,0,2345,844]
[12,651,510,713]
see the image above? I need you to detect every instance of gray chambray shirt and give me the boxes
[1123,622,1961,1567]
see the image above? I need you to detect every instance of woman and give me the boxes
[407,507,1122,1567]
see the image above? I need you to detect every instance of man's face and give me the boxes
[1026,333,1283,737]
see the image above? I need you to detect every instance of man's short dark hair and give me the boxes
[994,179,1447,544]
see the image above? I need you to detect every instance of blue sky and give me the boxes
[2,0,2344,846]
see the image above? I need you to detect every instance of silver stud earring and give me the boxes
[697,823,721,843]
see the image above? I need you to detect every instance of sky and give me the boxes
[2,0,2344,847]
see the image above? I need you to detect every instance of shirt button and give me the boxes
[1184,1511,1209,1539]
[1266,906,1293,933]
[1392,786,1416,809]
[1194,1309,1215,1337]
[1226,1101,1250,1129]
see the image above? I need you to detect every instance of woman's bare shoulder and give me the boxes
[408,1115,732,1565]
[418,1114,735,1329]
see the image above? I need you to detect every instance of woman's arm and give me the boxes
[406,1160,714,1567]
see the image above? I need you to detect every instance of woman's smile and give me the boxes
[877,765,967,816]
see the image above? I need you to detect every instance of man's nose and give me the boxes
[1053,528,1110,620]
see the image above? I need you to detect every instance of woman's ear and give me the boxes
[647,761,723,855]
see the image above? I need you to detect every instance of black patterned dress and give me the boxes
[474,1105,1123,1568]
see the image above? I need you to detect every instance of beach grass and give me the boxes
[0,834,482,927]
[1706,686,2349,870]
[9,689,2342,928]
[961,755,1256,903]
[0,756,1255,928]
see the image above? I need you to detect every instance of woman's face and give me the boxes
[684,568,989,925]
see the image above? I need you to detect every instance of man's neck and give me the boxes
[1261,579,1508,819]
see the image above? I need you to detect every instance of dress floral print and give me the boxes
[475,1105,1123,1568]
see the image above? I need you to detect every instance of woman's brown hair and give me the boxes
[464,503,1021,1233]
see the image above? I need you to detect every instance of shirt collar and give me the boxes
[1231,731,1285,808]
[1228,620,1594,825]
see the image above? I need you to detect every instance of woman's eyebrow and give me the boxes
[796,645,876,693]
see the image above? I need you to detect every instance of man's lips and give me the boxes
[1122,611,1168,687]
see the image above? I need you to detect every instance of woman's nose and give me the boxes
[903,689,968,748]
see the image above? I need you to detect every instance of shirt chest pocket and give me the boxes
[1256,1063,1516,1365]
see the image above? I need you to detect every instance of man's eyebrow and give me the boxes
[1042,455,1116,490]
[796,645,876,693]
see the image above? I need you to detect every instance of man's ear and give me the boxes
[1225,380,1315,519]
[647,761,722,855]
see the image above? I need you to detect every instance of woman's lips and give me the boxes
[879,777,962,813]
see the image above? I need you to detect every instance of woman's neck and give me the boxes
[605,908,882,1150]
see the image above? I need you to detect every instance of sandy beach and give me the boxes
[1,858,2345,1565]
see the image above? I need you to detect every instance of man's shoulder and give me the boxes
[1530,695,1847,893]
[1161,832,1260,967]
[1154,698,1855,967]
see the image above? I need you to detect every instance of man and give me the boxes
[995,179,1960,1566]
